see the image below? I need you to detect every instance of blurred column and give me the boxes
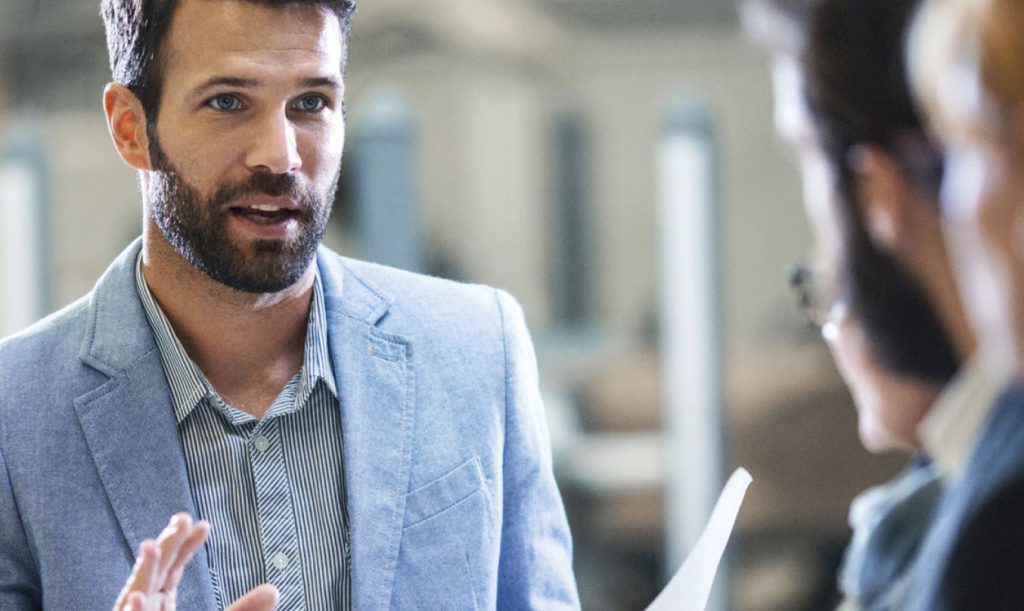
[351,90,424,273]
[551,111,594,328]
[658,98,727,609]
[0,112,50,335]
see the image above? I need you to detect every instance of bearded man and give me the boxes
[0,1,580,609]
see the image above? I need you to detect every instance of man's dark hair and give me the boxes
[100,0,356,124]
[757,0,960,383]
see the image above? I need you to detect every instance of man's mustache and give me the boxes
[211,173,314,210]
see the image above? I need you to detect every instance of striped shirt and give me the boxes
[135,253,351,610]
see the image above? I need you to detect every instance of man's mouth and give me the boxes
[229,203,300,225]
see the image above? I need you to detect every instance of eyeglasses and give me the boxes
[788,261,836,327]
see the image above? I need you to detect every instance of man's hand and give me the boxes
[113,513,279,611]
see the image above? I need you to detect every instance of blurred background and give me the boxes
[0,1,906,609]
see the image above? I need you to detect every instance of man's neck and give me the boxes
[141,230,314,418]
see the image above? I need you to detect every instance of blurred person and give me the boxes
[903,0,1024,607]
[743,0,985,607]
[0,0,580,609]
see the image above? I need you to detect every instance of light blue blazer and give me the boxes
[0,240,580,610]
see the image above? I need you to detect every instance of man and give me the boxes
[0,0,580,608]
[743,0,997,607]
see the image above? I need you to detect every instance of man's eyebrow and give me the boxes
[303,77,343,90]
[189,76,342,99]
[190,77,260,99]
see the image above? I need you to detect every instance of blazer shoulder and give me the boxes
[0,295,92,403]
[333,255,509,327]
[0,295,91,365]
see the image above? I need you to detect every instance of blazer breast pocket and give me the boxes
[392,457,494,610]
[403,456,489,528]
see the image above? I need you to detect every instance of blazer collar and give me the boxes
[318,249,416,611]
[79,238,156,376]
[316,245,394,326]
[75,238,217,608]
[79,241,399,371]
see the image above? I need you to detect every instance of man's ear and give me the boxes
[103,83,152,171]
[848,144,910,250]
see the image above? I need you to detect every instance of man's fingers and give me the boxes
[113,513,200,611]
[226,584,279,611]
[162,520,210,591]
[153,513,193,586]
[126,592,148,611]
[112,539,160,611]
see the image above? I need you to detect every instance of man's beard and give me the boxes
[146,135,338,293]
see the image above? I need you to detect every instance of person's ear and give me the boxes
[848,144,910,250]
[103,83,153,171]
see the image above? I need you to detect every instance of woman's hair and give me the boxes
[910,0,1024,146]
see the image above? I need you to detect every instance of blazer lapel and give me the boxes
[319,250,416,611]
[74,240,217,609]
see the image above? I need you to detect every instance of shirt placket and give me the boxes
[249,418,304,609]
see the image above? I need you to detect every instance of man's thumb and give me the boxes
[226,584,279,611]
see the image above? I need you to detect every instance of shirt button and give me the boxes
[253,436,270,452]
[273,552,290,570]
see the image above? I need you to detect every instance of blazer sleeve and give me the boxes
[0,443,41,610]
[493,289,581,610]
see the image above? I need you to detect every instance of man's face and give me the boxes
[771,54,934,452]
[145,0,346,293]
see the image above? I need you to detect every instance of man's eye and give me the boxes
[294,95,327,112]
[208,94,244,111]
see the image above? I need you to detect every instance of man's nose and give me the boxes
[245,109,301,175]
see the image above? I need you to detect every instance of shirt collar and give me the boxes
[918,354,1011,483]
[299,266,338,400]
[134,251,336,424]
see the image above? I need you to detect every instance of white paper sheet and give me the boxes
[646,468,753,611]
